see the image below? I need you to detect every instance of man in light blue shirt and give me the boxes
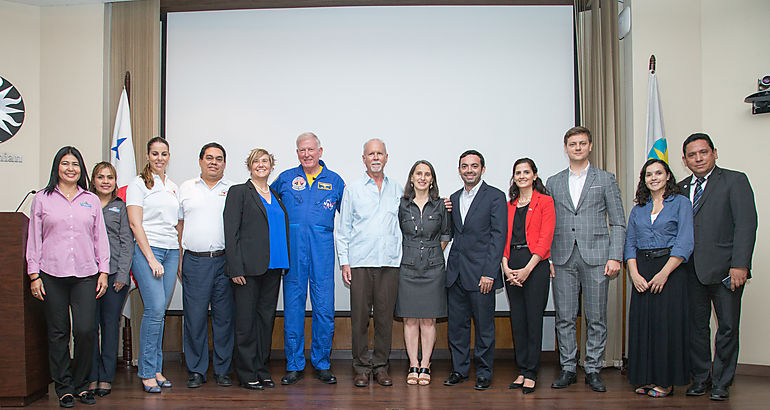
[336,138,403,388]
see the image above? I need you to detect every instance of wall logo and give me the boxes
[0,76,25,143]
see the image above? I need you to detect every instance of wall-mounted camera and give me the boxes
[745,75,770,115]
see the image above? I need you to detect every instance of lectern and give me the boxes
[0,212,50,406]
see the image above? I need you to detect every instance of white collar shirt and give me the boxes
[178,177,232,252]
[568,163,591,209]
[460,181,483,224]
[335,173,404,268]
[689,167,714,204]
[126,174,180,249]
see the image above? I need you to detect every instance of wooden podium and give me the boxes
[0,212,50,406]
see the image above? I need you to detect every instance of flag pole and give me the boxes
[124,71,131,103]
[121,69,134,368]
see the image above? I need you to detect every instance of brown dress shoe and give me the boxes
[374,368,393,386]
[354,372,370,387]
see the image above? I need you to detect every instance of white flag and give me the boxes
[110,87,138,316]
[645,70,668,163]
[110,87,137,200]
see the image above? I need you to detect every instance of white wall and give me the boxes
[0,0,106,213]
[0,0,41,212]
[631,0,770,366]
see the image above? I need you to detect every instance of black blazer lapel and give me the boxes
[694,167,720,216]
[245,180,268,221]
[464,181,487,223]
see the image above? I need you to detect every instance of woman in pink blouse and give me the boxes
[26,146,110,408]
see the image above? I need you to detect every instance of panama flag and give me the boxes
[110,87,136,200]
[646,69,668,163]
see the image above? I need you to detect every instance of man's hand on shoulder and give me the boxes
[443,197,452,212]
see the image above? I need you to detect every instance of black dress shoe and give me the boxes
[551,370,577,389]
[281,370,304,385]
[585,372,606,392]
[315,369,338,384]
[187,372,204,388]
[58,394,75,408]
[94,388,111,397]
[260,378,275,388]
[214,374,232,387]
[443,371,468,386]
[240,381,265,390]
[474,377,491,391]
[686,381,711,396]
[522,384,536,394]
[77,390,96,405]
[710,385,729,401]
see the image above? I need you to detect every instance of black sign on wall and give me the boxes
[0,76,25,143]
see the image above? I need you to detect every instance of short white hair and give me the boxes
[296,132,321,148]
[363,138,387,155]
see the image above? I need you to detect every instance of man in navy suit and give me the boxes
[443,150,507,391]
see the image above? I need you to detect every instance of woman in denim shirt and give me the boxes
[625,159,694,398]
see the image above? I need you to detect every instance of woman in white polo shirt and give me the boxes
[126,136,181,393]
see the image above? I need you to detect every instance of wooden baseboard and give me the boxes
[736,363,770,377]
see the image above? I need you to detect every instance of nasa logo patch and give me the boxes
[292,176,307,191]
[322,199,335,210]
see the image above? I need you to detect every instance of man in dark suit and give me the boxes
[443,150,507,391]
[678,133,757,401]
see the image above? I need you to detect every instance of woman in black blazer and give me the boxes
[224,148,290,390]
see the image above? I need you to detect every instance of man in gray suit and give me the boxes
[678,133,757,401]
[546,126,626,393]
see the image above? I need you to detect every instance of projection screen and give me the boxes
[164,5,575,316]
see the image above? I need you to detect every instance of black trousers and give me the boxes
[232,269,281,383]
[687,261,744,388]
[350,267,399,374]
[504,253,550,381]
[90,274,129,383]
[40,272,98,398]
[447,279,496,379]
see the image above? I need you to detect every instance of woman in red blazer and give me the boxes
[501,158,555,394]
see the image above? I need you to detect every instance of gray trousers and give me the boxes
[552,243,609,373]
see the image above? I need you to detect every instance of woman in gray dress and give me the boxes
[395,160,451,386]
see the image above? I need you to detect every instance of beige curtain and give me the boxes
[574,0,626,369]
[109,0,161,366]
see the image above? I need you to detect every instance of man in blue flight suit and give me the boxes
[271,132,345,385]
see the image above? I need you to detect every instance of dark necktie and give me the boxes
[692,177,706,214]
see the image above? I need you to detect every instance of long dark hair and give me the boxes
[508,158,548,203]
[634,158,681,206]
[403,160,440,201]
[43,146,89,195]
[140,136,170,189]
[90,161,118,199]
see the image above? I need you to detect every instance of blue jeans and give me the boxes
[132,244,179,379]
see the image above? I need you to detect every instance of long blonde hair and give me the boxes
[140,136,170,189]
